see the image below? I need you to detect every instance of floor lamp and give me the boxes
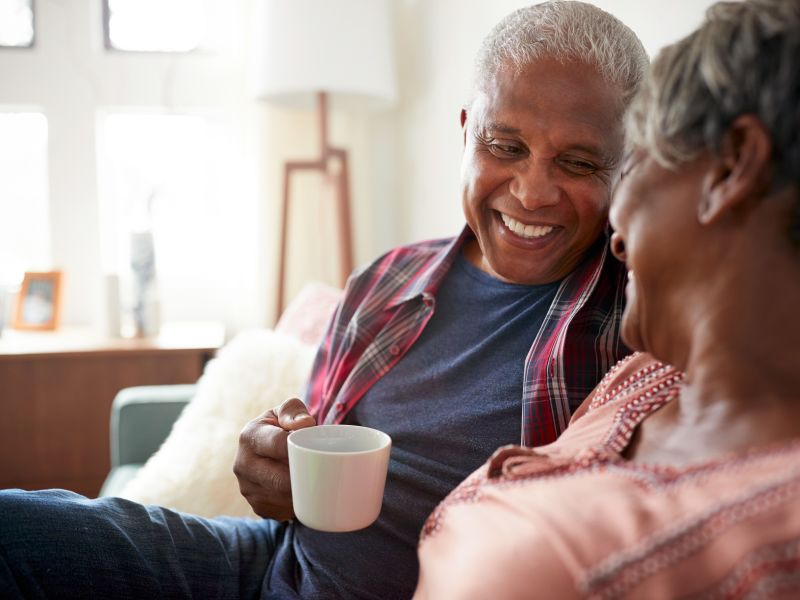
[252,0,397,318]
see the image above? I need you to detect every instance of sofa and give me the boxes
[99,283,342,518]
[100,384,196,497]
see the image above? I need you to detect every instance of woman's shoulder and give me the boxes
[569,352,681,422]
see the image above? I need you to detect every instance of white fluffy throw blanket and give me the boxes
[119,329,316,518]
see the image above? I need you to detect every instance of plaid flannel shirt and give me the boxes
[304,225,629,447]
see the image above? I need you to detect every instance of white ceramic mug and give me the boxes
[287,424,392,532]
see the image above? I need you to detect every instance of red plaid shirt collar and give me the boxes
[306,225,628,447]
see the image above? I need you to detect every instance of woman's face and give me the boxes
[609,149,712,359]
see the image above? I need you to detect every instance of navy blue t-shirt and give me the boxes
[265,252,561,599]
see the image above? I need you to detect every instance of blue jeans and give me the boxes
[0,489,284,599]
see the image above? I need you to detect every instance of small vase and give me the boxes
[129,230,160,338]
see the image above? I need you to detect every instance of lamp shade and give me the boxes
[252,0,397,112]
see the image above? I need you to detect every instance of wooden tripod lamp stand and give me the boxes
[275,92,352,317]
[252,0,397,318]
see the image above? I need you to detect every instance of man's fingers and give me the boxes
[235,459,295,520]
[239,456,291,495]
[276,398,317,431]
[258,409,280,427]
[243,423,291,462]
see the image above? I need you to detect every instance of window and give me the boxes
[98,112,255,325]
[0,1,254,331]
[0,0,34,48]
[0,112,50,284]
[103,0,215,52]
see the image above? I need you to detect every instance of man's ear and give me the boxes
[460,108,467,147]
[699,114,772,225]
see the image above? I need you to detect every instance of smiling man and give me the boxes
[232,3,647,598]
[1,3,648,599]
[461,56,626,286]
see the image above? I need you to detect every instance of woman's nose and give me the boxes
[610,232,627,262]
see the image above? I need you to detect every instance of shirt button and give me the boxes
[389,344,401,356]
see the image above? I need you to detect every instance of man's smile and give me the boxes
[499,212,556,239]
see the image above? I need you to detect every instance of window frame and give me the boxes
[0,0,36,50]
[101,0,211,54]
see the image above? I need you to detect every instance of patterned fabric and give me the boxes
[415,353,800,599]
[304,225,629,447]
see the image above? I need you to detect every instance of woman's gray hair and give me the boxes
[473,1,648,108]
[627,0,800,242]
[627,0,800,185]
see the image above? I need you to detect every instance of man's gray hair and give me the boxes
[473,1,648,107]
[627,0,800,187]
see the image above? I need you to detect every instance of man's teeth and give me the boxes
[500,213,554,239]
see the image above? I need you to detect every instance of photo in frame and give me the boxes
[13,271,63,331]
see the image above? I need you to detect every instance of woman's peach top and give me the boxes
[414,353,800,599]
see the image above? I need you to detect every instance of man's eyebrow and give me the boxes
[481,121,522,135]
[565,143,619,166]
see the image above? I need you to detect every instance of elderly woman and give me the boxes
[414,0,800,598]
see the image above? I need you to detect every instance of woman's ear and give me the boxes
[699,114,772,225]
[460,108,468,147]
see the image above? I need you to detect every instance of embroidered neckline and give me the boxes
[596,357,800,481]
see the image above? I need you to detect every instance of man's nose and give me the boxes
[509,160,561,210]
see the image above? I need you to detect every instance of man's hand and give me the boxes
[233,398,316,520]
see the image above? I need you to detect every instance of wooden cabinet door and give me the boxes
[0,348,213,497]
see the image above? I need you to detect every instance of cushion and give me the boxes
[117,329,317,517]
[275,281,343,345]
[102,464,143,495]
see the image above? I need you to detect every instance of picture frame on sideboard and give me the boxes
[13,271,63,331]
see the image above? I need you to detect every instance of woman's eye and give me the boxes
[620,152,641,180]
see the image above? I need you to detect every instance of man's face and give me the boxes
[461,57,625,285]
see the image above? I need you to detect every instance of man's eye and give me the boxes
[559,158,597,175]
[489,143,522,157]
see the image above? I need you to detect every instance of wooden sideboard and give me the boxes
[0,323,224,497]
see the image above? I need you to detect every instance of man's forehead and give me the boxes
[477,58,622,130]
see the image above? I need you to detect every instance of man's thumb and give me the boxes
[276,397,316,431]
